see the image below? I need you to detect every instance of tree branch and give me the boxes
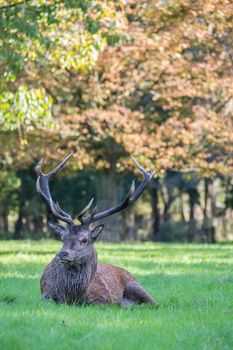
[0,0,31,12]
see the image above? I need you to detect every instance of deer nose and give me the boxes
[58,252,68,259]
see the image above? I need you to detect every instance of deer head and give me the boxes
[36,153,154,266]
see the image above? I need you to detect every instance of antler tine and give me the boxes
[129,157,155,202]
[49,197,73,224]
[37,153,73,177]
[36,154,74,225]
[83,205,97,226]
[47,153,73,177]
[83,180,136,224]
[54,201,72,221]
[83,157,154,225]
[77,197,95,224]
[130,156,146,174]
[36,158,44,176]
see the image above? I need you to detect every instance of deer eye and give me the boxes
[82,238,87,243]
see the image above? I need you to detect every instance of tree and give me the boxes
[0,0,233,241]
[0,170,20,236]
[80,0,233,174]
[0,0,127,133]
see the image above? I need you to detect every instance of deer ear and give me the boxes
[91,224,104,241]
[48,222,69,240]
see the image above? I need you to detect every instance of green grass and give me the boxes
[0,241,232,350]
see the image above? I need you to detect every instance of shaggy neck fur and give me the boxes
[44,249,97,304]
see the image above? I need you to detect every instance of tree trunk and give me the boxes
[96,164,122,242]
[33,215,44,238]
[210,226,216,243]
[124,211,137,240]
[151,178,160,241]
[14,208,24,240]
[2,214,9,233]
[201,178,209,243]
[209,178,218,243]
[179,193,186,222]
[188,193,196,243]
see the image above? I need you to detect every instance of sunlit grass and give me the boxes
[0,241,232,350]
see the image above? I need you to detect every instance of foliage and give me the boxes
[0,0,126,74]
[1,0,232,175]
[0,170,20,215]
[0,1,233,241]
[0,0,126,131]
[78,0,233,175]
[0,85,53,133]
[0,241,232,349]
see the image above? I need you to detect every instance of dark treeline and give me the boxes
[0,167,232,242]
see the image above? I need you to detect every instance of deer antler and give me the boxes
[36,153,74,225]
[82,156,155,225]
[36,153,155,226]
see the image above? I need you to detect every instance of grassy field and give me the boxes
[0,241,232,350]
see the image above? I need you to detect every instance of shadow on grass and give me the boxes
[0,250,58,256]
[97,245,233,255]
[0,242,232,259]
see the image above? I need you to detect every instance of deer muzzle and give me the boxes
[57,250,81,265]
[58,252,69,260]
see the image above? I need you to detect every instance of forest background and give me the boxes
[0,0,233,243]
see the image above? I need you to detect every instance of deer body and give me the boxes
[41,255,154,306]
[37,154,155,306]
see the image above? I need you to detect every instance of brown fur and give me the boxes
[40,225,154,306]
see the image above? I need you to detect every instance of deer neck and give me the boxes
[54,250,97,303]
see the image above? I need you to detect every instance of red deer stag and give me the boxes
[36,153,155,306]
